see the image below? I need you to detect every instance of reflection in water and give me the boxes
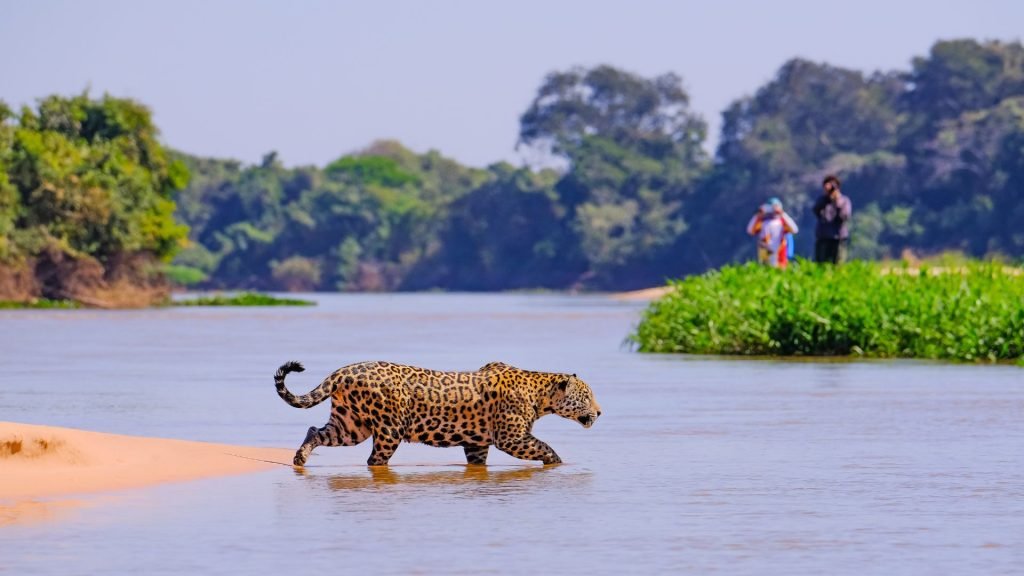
[294,464,592,497]
[0,498,85,527]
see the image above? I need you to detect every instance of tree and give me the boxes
[904,40,1024,135]
[517,65,709,286]
[7,93,188,261]
[0,93,190,303]
[519,65,707,164]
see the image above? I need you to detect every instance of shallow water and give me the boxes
[1,294,1023,574]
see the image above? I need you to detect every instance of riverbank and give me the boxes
[0,291,315,309]
[0,422,292,526]
[0,252,173,309]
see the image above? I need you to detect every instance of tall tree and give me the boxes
[518,65,708,287]
[519,65,706,164]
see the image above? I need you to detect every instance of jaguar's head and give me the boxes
[550,374,602,428]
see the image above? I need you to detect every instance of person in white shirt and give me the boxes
[746,197,799,268]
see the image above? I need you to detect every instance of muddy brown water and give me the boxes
[1,294,1022,574]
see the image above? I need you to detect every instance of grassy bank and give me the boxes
[631,261,1024,363]
[173,292,315,307]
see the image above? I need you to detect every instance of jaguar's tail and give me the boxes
[274,361,336,409]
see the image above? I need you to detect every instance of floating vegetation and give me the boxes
[173,292,315,307]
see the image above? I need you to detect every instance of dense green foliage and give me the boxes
[171,39,1024,292]
[172,142,491,291]
[0,93,187,303]
[631,262,1024,362]
[173,292,314,307]
[0,93,188,263]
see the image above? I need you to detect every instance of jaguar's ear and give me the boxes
[558,378,569,391]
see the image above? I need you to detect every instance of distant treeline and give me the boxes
[3,39,1024,298]
[173,38,1024,291]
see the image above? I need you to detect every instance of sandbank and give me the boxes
[609,286,673,301]
[0,421,292,526]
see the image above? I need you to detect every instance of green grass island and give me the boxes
[631,261,1024,364]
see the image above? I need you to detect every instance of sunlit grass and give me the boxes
[631,260,1024,363]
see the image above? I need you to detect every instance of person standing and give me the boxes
[747,197,798,269]
[813,175,852,264]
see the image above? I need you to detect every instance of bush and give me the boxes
[631,261,1024,362]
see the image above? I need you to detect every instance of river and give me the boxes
[1,294,1022,574]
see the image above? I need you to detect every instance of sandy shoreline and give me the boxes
[1,421,293,526]
[610,286,674,301]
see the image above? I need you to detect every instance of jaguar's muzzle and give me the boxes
[577,412,600,428]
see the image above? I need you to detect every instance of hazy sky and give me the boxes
[2,0,1022,167]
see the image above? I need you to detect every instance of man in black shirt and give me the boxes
[813,175,852,264]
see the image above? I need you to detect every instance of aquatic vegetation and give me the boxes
[173,292,315,307]
[0,299,81,310]
[632,261,1024,363]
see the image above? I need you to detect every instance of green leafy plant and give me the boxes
[631,261,1024,363]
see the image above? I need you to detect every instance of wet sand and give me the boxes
[0,421,292,525]
[610,286,673,301]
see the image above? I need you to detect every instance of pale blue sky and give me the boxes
[2,0,1021,167]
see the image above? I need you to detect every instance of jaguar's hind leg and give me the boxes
[366,429,404,466]
[463,444,489,465]
[293,421,369,466]
[293,426,320,466]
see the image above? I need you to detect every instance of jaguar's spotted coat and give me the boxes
[274,360,601,466]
